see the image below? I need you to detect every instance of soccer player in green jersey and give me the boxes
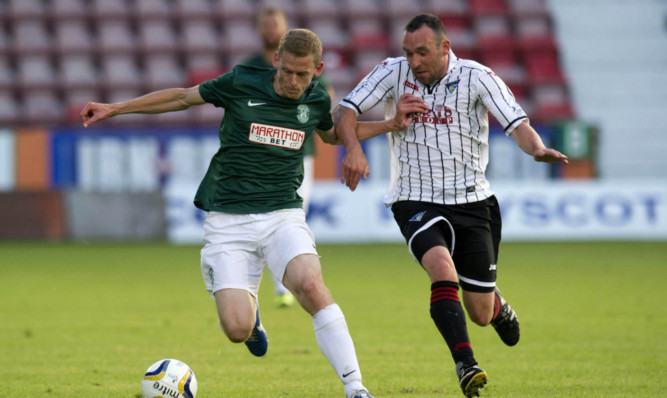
[242,6,336,308]
[81,29,374,398]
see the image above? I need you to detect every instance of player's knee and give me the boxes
[296,278,323,301]
[467,308,493,326]
[219,319,253,343]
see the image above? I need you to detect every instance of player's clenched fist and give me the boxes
[80,102,115,128]
[392,93,430,130]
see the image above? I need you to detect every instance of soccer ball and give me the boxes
[141,359,198,398]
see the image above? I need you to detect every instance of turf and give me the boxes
[1,241,665,397]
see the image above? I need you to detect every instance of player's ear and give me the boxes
[272,52,279,68]
[313,62,324,77]
[442,39,451,54]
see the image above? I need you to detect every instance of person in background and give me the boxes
[243,6,336,308]
[333,13,568,398]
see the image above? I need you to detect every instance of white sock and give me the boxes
[312,304,365,395]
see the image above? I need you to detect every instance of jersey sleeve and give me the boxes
[340,57,398,115]
[476,69,528,135]
[316,94,334,131]
[198,71,235,108]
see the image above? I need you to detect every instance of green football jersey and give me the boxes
[242,54,332,156]
[195,65,333,214]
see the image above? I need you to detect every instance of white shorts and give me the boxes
[200,208,318,298]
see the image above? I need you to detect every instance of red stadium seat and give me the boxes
[349,19,391,52]
[59,55,99,91]
[23,90,64,125]
[179,20,221,57]
[6,0,46,21]
[426,0,471,29]
[49,0,89,22]
[475,15,516,61]
[0,58,12,91]
[524,52,565,85]
[90,0,130,21]
[54,21,94,55]
[469,0,508,17]
[132,0,173,22]
[145,55,186,91]
[0,91,19,125]
[299,0,341,21]
[508,0,551,19]
[174,0,214,22]
[383,0,423,22]
[223,21,262,65]
[341,0,380,21]
[12,21,52,55]
[515,16,558,58]
[531,83,575,122]
[101,55,143,91]
[137,20,179,55]
[17,55,57,91]
[97,20,137,55]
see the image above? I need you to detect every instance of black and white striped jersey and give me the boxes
[341,50,528,205]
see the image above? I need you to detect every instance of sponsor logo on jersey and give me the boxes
[409,211,426,222]
[404,81,419,91]
[489,264,497,271]
[296,104,310,123]
[411,107,453,125]
[445,80,460,94]
[249,123,305,150]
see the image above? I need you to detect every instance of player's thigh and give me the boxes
[200,211,264,298]
[450,199,498,293]
[213,288,256,339]
[391,201,455,265]
[283,253,333,315]
[261,208,318,286]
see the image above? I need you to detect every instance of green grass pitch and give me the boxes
[1,241,665,397]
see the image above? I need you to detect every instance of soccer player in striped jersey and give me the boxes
[333,13,568,397]
[80,29,374,398]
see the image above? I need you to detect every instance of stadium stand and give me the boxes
[0,0,572,126]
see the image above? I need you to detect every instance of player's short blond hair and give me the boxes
[277,29,322,66]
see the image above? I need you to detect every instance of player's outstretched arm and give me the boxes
[332,94,429,143]
[81,86,205,128]
[511,120,569,164]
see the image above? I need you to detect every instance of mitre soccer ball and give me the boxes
[141,359,197,398]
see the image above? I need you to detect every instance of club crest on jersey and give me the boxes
[248,123,305,150]
[409,211,426,222]
[445,80,460,94]
[296,104,310,124]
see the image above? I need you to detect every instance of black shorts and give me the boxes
[391,197,502,293]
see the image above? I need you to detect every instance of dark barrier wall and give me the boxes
[0,191,67,239]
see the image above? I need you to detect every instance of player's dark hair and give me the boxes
[278,28,322,65]
[405,13,447,40]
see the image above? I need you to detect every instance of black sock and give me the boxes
[430,281,476,367]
